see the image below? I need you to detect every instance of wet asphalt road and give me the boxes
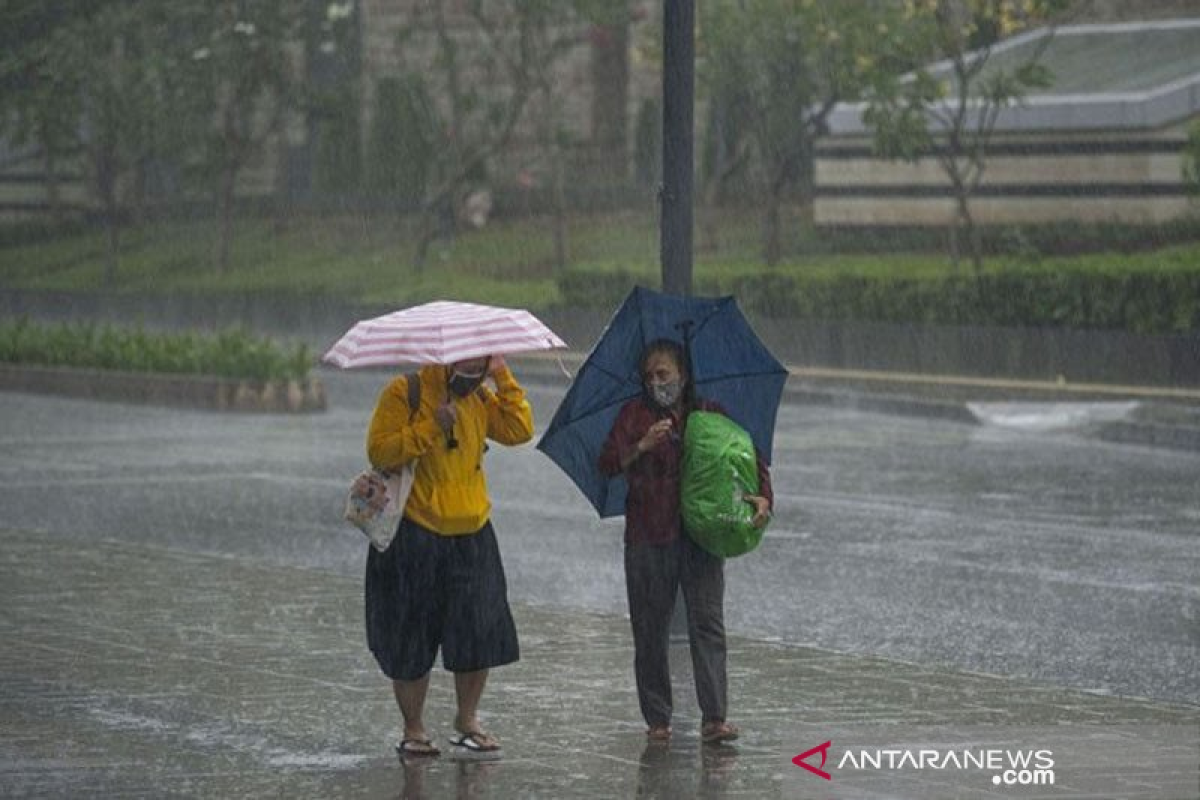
[0,368,1196,707]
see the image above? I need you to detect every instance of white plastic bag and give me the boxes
[344,465,415,552]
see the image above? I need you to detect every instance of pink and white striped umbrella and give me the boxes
[322,300,567,368]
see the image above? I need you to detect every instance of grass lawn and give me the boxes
[2,211,1199,311]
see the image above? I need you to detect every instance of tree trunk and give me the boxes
[217,161,237,274]
[590,9,630,177]
[763,185,782,267]
[413,208,438,271]
[947,218,961,271]
[272,109,289,237]
[95,144,119,286]
[106,206,120,286]
[544,88,568,273]
[43,141,62,226]
[551,144,567,272]
[954,190,982,275]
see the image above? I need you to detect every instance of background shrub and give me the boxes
[0,320,313,382]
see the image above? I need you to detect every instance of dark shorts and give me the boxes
[365,517,519,681]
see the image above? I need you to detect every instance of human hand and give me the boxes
[637,418,673,454]
[487,355,507,376]
[746,495,771,528]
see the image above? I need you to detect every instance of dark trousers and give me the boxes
[624,535,727,728]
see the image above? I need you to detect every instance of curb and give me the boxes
[505,353,1200,453]
[1096,420,1200,453]
[0,363,327,413]
[783,383,982,424]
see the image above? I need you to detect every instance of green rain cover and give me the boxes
[681,411,766,558]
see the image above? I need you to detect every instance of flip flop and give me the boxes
[701,722,740,745]
[395,738,441,758]
[448,730,502,760]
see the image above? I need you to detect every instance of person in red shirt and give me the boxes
[599,339,772,744]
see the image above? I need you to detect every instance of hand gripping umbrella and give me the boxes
[537,286,788,517]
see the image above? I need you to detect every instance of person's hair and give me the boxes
[639,338,696,412]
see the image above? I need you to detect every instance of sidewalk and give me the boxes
[505,353,1200,453]
[2,530,1196,799]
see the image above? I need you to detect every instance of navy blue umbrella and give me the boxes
[537,286,788,518]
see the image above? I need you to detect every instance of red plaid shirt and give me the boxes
[598,397,774,546]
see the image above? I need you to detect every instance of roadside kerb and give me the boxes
[0,362,327,413]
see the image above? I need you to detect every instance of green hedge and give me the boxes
[800,217,1200,258]
[556,270,1200,334]
[0,320,313,382]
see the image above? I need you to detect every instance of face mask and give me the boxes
[648,380,682,408]
[448,369,486,398]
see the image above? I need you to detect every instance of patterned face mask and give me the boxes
[648,380,682,408]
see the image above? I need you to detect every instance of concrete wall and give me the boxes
[815,124,1196,226]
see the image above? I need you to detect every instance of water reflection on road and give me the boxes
[0,368,1195,705]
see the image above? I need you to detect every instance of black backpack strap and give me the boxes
[405,371,421,419]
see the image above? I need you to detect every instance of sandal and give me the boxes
[701,721,740,744]
[396,738,441,757]
[646,726,672,741]
[448,730,502,759]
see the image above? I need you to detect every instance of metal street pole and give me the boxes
[662,1,694,643]
[661,0,694,297]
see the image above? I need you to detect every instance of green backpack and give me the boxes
[681,410,767,558]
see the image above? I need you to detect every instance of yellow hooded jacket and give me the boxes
[367,364,533,535]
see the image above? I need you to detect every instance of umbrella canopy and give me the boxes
[537,286,787,518]
[322,300,567,368]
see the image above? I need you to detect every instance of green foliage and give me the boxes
[367,74,435,204]
[726,271,1200,333]
[863,0,1068,270]
[314,88,363,195]
[0,319,312,382]
[556,267,649,309]
[394,0,587,260]
[2,212,1199,335]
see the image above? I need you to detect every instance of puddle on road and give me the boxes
[967,401,1139,431]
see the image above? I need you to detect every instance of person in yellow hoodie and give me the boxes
[364,355,532,759]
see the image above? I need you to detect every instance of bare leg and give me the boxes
[453,669,497,746]
[393,674,433,743]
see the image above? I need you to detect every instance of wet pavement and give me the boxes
[2,530,1197,798]
[1,368,1198,798]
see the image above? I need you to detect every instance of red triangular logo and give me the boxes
[792,740,833,780]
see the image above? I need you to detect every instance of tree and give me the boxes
[864,0,1067,273]
[587,1,635,175]
[698,0,892,266]
[366,73,434,207]
[1,2,176,283]
[395,0,594,269]
[174,0,313,274]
